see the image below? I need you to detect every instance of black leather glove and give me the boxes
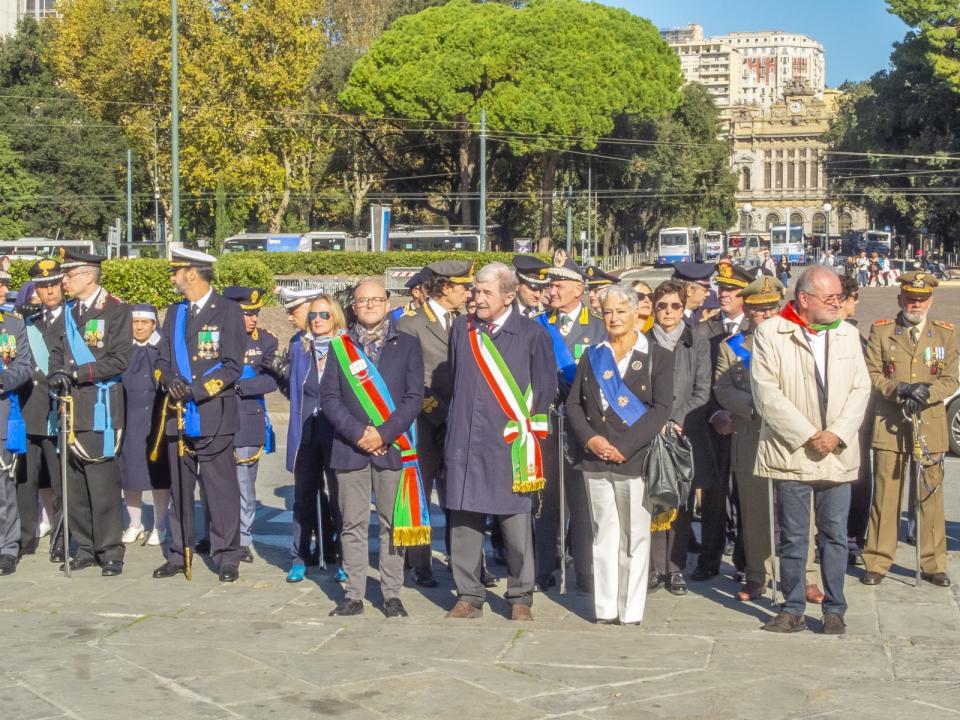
[264,352,290,383]
[167,377,193,402]
[902,397,922,417]
[896,382,911,399]
[48,370,73,397]
[908,383,931,404]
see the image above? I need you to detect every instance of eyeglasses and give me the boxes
[63,269,91,280]
[805,292,844,306]
[354,297,387,307]
[656,302,683,311]
[308,310,332,322]
[635,292,652,301]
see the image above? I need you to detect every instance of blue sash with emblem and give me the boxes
[536,313,577,384]
[64,301,119,457]
[173,302,224,438]
[587,344,648,427]
[25,319,57,435]
[240,364,275,454]
[725,333,751,370]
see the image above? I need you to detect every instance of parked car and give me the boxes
[949,386,960,456]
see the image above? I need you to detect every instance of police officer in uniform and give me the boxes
[153,249,246,582]
[0,302,34,574]
[223,286,278,564]
[512,256,550,318]
[861,271,960,587]
[17,260,65,559]
[397,260,473,587]
[671,262,715,326]
[535,258,604,592]
[48,249,131,576]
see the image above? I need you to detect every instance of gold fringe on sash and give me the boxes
[393,526,432,547]
[650,508,678,532]
[513,477,546,493]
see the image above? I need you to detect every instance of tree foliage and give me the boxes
[888,0,960,91]
[0,131,39,238]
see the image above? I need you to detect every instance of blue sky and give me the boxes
[610,0,911,87]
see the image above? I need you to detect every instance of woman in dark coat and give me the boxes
[648,281,712,595]
[566,284,674,625]
[118,305,170,547]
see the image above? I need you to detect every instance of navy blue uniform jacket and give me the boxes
[319,324,423,472]
[234,328,278,448]
[443,309,557,515]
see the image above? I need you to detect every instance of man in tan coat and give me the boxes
[861,271,959,587]
[714,277,822,604]
[751,267,871,635]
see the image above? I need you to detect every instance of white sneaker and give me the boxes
[37,520,51,538]
[145,528,166,546]
[122,526,145,544]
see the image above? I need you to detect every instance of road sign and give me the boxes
[513,238,532,254]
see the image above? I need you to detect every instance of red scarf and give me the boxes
[779,301,841,334]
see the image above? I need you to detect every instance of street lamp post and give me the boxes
[823,202,832,253]
[171,0,180,249]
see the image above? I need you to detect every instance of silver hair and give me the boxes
[475,262,517,295]
[598,284,639,312]
[794,265,837,297]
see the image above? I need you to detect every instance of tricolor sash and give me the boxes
[725,333,751,370]
[64,301,118,457]
[25,319,57,435]
[172,302,222,438]
[536,313,577,384]
[586,344,648,427]
[330,335,430,547]
[467,317,548,493]
[240,363,275,454]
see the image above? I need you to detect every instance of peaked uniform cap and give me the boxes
[169,247,216,271]
[29,259,63,285]
[223,285,267,310]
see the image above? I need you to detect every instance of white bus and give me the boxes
[770,225,806,264]
[704,231,726,261]
[0,238,105,261]
[657,226,704,265]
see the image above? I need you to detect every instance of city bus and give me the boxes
[770,224,806,264]
[386,228,481,251]
[840,229,894,257]
[222,233,311,253]
[0,238,105,261]
[304,231,366,252]
[704,231,726,260]
[657,226,704,265]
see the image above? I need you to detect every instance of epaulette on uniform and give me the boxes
[933,320,955,331]
[402,308,417,318]
[5,311,21,320]
[872,318,893,326]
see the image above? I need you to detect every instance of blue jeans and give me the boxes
[858,270,868,287]
[777,480,851,617]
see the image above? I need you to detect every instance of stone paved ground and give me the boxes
[3,447,960,720]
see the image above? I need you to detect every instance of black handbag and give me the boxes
[643,425,695,511]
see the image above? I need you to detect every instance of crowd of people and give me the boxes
[0,246,956,635]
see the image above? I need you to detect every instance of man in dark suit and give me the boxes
[535,259,604,593]
[48,249,132,576]
[222,287,278,565]
[320,277,424,618]
[690,259,751,581]
[153,249,245,582]
[17,260,65,560]
[397,260,473,588]
[444,262,556,620]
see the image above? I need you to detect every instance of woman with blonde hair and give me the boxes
[627,280,655,333]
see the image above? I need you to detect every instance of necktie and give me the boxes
[190,303,199,319]
[909,326,919,346]
[486,321,497,336]
[442,313,451,332]
[76,303,85,323]
[560,314,573,336]
[725,320,738,336]
[44,310,53,326]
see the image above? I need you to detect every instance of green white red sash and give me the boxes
[330,335,430,547]
[467,316,548,493]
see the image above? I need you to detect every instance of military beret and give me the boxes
[899,270,938,296]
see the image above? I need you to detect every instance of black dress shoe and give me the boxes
[101,561,123,577]
[860,571,884,586]
[533,574,555,592]
[481,569,498,588]
[49,547,65,564]
[921,572,952,587]
[648,572,665,591]
[239,546,254,564]
[195,538,211,554]
[667,572,687,595]
[0,555,17,575]
[329,599,364,616]
[690,566,719,581]
[153,561,184,578]
[60,557,96,572]
[413,567,438,588]
[383,598,408,618]
[219,565,239,583]
[596,617,619,625]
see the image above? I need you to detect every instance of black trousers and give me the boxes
[291,432,340,566]
[16,435,61,554]
[697,430,733,573]
[67,431,124,565]
[651,507,692,574]
[847,422,874,549]
[167,435,240,569]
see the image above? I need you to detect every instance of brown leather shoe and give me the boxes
[860,571,884,586]
[445,600,483,619]
[511,604,534,621]
[736,581,764,602]
[921,572,952,587]
[805,584,825,604]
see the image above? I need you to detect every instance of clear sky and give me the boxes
[609,0,911,87]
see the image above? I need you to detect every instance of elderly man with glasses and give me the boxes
[319,278,425,618]
[750,266,871,635]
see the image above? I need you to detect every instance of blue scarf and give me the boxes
[64,300,118,457]
[240,364,274,454]
[172,301,223,438]
[536,313,577,384]
[587,344,648,427]
[0,340,26,453]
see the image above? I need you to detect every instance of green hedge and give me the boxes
[9,252,547,305]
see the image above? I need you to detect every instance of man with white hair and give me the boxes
[443,262,556,620]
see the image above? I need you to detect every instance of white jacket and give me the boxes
[750,315,871,482]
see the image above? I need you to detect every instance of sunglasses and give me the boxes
[656,302,683,311]
[635,292,653,301]
[308,311,332,322]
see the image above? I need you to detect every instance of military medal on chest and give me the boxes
[198,329,221,359]
[84,319,105,348]
[930,345,945,376]
[0,331,16,366]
